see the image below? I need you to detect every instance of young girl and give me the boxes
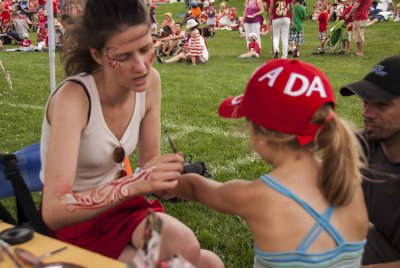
[19,32,34,51]
[162,12,175,34]
[149,4,158,34]
[171,59,368,267]
[187,28,204,65]
[40,0,222,267]
[217,2,230,28]
[37,7,47,29]
[317,3,329,51]
[238,32,261,58]
[341,0,352,53]
[206,0,216,36]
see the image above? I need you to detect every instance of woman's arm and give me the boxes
[268,0,274,21]
[42,81,105,230]
[137,68,161,167]
[256,0,265,16]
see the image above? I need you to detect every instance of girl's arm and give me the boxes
[171,173,254,217]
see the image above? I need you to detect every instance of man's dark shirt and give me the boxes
[358,132,400,250]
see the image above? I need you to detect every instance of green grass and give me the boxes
[1,1,400,266]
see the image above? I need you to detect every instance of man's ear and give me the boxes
[89,48,103,66]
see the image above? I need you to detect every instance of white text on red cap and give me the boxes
[258,67,328,98]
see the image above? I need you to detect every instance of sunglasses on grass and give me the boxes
[113,146,127,179]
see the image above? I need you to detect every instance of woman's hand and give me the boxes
[137,153,184,195]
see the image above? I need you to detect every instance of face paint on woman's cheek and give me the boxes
[104,47,122,69]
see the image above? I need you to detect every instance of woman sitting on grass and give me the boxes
[39,0,222,266]
[170,59,368,268]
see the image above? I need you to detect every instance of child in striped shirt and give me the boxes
[187,29,204,65]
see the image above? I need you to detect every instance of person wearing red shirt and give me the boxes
[341,0,353,53]
[38,0,46,8]
[1,9,10,23]
[238,32,261,58]
[19,32,34,51]
[268,0,294,58]
[52,0,58,16]
[317,3,328,51]
[345,0,373,56]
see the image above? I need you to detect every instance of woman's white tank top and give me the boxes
[40,73,145,191]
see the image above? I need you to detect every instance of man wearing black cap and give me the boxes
[340,56,400,267]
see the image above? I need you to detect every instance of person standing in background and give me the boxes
[269,0,294,58]
[243,0,264,48]
[345,0,372,56]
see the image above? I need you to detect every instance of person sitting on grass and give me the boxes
[157,19,208,64]
[238,32,260,59]
[170,59,368,268]
[162,12,175,34]
[217,2,231,29]
[365,9,395,26]
[187,28,204,65]
[39,0,223,266]
[340,56,400,267]
[394,2,400,21]
[159,23,186,56]
[7,12,29,42]
[19,32,34,51]
[191,1,201,19]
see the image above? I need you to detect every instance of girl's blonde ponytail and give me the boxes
[314,105,362,206]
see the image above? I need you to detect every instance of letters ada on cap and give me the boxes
[218,59,336,145]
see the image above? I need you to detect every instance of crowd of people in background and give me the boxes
[0,0,399,55]
[145,0,399,64]
[0,0,76,50]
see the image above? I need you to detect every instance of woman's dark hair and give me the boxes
[161,25,172,37]
[61,0,150,76]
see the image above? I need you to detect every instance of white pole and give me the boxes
[46,0,56,93]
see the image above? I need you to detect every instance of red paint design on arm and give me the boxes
[60,168,152,211]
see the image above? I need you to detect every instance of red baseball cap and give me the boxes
[218,59,336,146]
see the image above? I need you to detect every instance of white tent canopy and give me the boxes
[47,0,85,92]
